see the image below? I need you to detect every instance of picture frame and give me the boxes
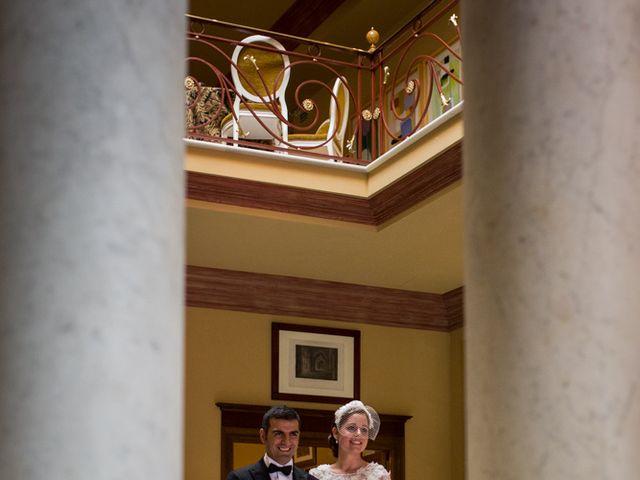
[271,322,360,404]
[294,446,317,470]
[384,64,425,150]
[427,40,463,122]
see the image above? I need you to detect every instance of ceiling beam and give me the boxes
[269,0,349,50]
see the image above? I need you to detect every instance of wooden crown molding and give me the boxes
[187,171,375,224]
[186,142,462,226]
[370,141,462,224]
[443,286,464,330]
[186,265,463,331]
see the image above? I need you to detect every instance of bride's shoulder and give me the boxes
[362,462,391,479]
[309,463,333,479]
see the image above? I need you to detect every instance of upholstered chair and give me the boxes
[288,77,349,159]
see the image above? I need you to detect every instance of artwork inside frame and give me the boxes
[427,40,463,122]
[271,322,361,404]
[384,64,425,150]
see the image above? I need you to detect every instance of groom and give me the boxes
[226,405,318,480]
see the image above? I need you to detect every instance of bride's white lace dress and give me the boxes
[309,463,390,480]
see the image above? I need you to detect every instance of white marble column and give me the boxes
[0,1,185,479]
[462,1,640,478]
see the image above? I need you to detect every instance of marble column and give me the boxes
[0,1,185,479]
[462,1,640,478]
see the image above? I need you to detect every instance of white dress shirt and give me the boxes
[264,454,294,480]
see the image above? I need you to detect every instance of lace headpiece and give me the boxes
[334,400,381,440]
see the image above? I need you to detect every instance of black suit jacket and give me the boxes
[226,458,318,480]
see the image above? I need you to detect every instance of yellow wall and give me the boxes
[449,328,465,480]
[184,307,460,480]
[233,443,265,469]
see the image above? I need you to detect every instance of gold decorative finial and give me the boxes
[449,14,458,27]
[366,27,379,53]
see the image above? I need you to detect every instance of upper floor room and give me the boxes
[184,0,463,200]
[184,0,465,304]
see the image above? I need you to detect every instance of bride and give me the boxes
[309,400,391,480]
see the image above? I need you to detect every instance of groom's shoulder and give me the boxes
[226,460,264,480]
[294,465,318,480]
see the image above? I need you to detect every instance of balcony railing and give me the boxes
[185,0,462,166]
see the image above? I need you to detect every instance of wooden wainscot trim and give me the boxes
[186,142,462,226]
[443,285,464,330]
[187,265,464,331]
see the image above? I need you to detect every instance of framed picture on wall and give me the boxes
[384,65,425,150]
[427,40,463,121]
[271,322,360,404]
[294,446,317,469]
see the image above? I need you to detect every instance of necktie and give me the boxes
[268,464,292,476]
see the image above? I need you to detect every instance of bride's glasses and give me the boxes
[342,423,369,436]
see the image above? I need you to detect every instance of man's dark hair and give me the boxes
[261,405,301,430]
